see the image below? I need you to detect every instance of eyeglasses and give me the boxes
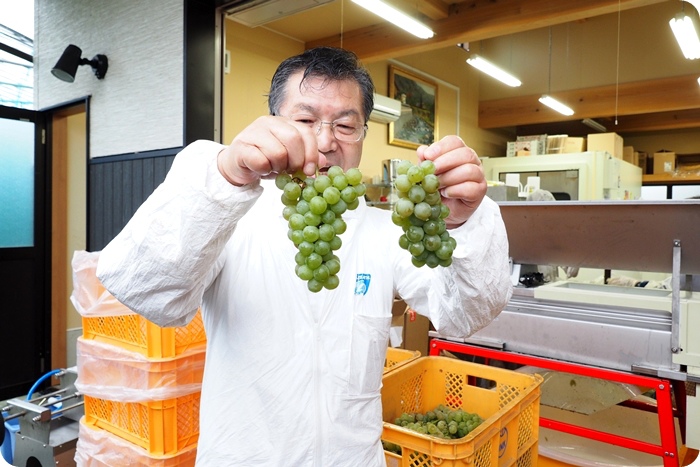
[285,113,367,142]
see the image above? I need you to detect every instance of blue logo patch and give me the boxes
[354,274,371,295]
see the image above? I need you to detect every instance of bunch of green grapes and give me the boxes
[392,404,484,440]
[391,160,456,268]
[275,166,366,293]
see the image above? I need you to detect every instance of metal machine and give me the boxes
[481,151,643,201]
[429,200,700,466]
[1,368,84,467]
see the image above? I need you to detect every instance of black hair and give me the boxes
[268,47,375,123]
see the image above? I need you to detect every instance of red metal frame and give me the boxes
[429,338,682,467]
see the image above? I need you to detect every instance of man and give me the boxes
[97,47,512,466]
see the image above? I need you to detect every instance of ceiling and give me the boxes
[224,0,700,137]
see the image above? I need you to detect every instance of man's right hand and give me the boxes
[217,116,326,186]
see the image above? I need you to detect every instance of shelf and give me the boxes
[642,173,700,185]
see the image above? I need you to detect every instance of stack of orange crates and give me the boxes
[71,251,206,466]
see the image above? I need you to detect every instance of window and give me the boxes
[0,0,34,109]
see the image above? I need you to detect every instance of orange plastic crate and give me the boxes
[384,347,421,374]
[83,392,200,456]
[81,310,206,358]
[76,337,205,395]
[76,416,197,466]
[381,356,542,467]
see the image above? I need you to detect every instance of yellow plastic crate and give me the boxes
[381,356,543,467]
[384,347,421,374]
[83,392,200,456]
[82,310,206,358]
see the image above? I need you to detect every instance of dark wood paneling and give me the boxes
[88,152,176,251]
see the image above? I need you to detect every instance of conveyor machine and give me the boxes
[429,200,700,467]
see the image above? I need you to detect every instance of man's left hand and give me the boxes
[417,135,487,229]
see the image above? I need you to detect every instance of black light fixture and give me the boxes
[51,44,108,83]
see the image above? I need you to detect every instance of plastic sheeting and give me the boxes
[75,338,204,402]
[71,250,134,317]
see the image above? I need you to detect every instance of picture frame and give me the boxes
[388,65,438,149]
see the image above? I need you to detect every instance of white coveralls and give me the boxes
[97,140,513,467]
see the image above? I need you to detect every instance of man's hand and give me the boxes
[417,135,487,228]
[217,116,326,186]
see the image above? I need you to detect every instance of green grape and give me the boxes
[332,218,347,235]
[275,168,365,292]
[318,224,335,242]
[298,241,314,257]
[313,175,332,193]
[314,240,331,256]
[289,213,306,231]
[329,235,342,251]
[391,161,457,268]
[346,167,363,185]
[303,211,322,227]
[397,159,413,175]
[325,258,340,275]
[324,275,340,290]
[391,405,483,440]
[284,182,302,201]
[340,186,357,204]
[306,252,323,270]
[329,199,348,215]
[302,225,320,242]
[289,229,304,245]
[395,198,414,218]
[282,205,296,220]
[275,173,292,190]
[296,265,313,281]
[309,196,328,215]
[408,185,426,203]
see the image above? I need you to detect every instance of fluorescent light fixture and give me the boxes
[582,118,607,132]
[669,13,700,59]
[351,0,434,39]
[466,55,521,87]
[539,95,574,116]
[697,76,700,85]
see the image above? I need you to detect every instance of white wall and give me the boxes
[35,0,185,158]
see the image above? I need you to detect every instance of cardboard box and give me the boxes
[587,132,623,158]
[623,146,639,166]
[637,151,648,174]
[563,137,586,154]
[653,152,677,174]
[546,135,568,154]
[507,140,542,157]
[390,299,430,356]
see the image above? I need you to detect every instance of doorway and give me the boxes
[0,100,87,401]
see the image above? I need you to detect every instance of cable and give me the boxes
[26,369,62,400]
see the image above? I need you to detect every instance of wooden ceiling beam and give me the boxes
[307,0,667,62]
[600,109,700,133]
[478,74,700,129]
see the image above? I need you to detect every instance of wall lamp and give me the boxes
[51,44,109,83]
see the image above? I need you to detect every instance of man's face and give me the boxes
[277,71,365,172]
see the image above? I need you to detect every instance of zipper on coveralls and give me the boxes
[313,321,322,466]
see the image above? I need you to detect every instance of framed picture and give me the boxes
[388,65,438,149]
